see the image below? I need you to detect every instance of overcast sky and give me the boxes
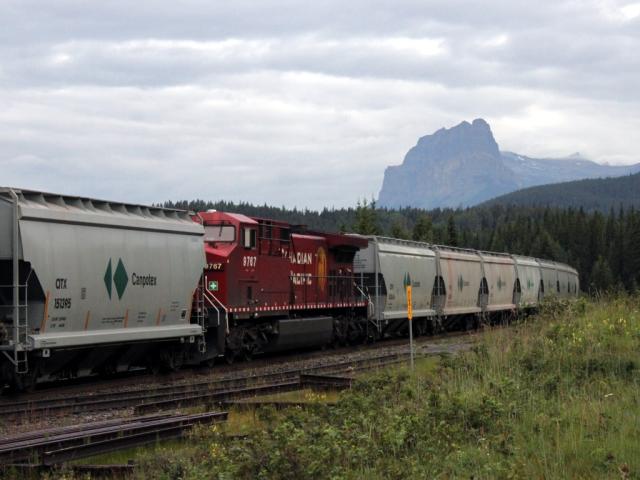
[1,1,639,209]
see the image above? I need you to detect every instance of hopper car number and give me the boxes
[54,298,72,309]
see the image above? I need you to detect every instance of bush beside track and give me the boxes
[47,296,640,479]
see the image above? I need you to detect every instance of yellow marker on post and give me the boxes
[407,284,414,371]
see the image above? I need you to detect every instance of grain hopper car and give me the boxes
[0,188,206,389]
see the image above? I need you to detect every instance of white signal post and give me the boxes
[407,285,414,371]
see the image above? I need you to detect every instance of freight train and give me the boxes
[0,188,579,390]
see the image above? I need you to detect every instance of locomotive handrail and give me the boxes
[353,282,374,319]
[202,289,229,335]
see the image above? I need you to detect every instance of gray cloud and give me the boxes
[1,0,639,209]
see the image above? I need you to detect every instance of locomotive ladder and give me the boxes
[1,189,30,375]
[13,282,29,374]
[0,282,30,374]
[193,279,207,354]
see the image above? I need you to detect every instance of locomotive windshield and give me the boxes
[204,224,235,243]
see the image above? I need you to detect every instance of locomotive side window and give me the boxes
[243,227,256,249]
[204,225,235,243]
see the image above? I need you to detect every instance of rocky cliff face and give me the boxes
[378,119,516,209]
[377,119,640,209]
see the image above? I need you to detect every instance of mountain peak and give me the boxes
[377,119,639,210]
[472,117,489,128]
[411,118,500,165]
[378,119,513,209]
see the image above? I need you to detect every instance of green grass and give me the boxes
[49,296,640,479]
[250,388,340,404]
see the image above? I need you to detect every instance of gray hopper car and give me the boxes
[353,236,579,334]
[0,188,206,389]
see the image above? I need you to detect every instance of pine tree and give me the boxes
[625,209,640,288]
[390,221,410,239]
[353,199,381,235]
[412,214,433,242]
[590,255,614,293]
[446,215,458,247]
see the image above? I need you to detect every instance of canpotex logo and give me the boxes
[104,258,128,300]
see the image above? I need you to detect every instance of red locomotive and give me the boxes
[194,211,368,362]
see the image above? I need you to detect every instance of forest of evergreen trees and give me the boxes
[162,199,640,294]
[480,172,640,211]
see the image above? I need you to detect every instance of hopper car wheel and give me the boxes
[159,349,184,373]
[11,367,38,393]
[464,316,476,331]
[146,359,161,375]
[415,319,427,337]
[96,364,118,378]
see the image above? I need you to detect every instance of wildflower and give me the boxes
[209,442,225,460]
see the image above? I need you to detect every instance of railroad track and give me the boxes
[0,335,476,469]
[5,328,474,402]
[0,350,423,418]
[133,373,353,415]
[0,411,228,466]
[0,373,354,468]
[0,373,351,468]
[7,463,135,480]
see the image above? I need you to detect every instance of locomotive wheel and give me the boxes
[242,350,254,362]
[332,320,348,347]
[224,349,236,365]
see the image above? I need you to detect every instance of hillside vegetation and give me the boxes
[480,173,640,211]
[65,296,639,479]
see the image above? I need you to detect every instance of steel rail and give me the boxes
[0,350,420,416]
[0,411,228,466]
[133,353,420,415]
